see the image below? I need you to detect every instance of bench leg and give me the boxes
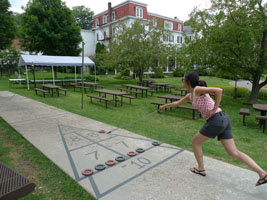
[43,92,45,98]
[263,121,266,133]
[193,110,195,120]
[105,100,108,108]
[90,97,92,103]
[243,115,246,126]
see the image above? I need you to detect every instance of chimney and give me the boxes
[108,2,112,23]
[108,2,112,38]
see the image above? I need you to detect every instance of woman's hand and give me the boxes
[159,105,167,112]
[207,107,217,117]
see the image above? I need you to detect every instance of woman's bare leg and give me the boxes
[220,139,267,179]
[191,132,210,173]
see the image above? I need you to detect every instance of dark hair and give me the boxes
[184,71,207,88]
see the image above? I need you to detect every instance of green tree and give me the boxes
[21,0,82,56]
[72,6,94,30]
[183,0,267,103]
[103,20,169,81]
[0,0,15,50]
[0,48,21,77]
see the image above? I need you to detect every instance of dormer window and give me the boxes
[103,15,108,24]
[136,7,143,18]
[96,18,99,27]
[164,21,173,30]
[112,11,115,21]
[153,18,157,27]
[178,24,182,32]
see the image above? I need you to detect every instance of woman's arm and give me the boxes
[158,93,191,112]
[195,86,223,108]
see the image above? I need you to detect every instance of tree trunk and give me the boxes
[234,80,237,99]
[248,85,261,104]
[139,67,144,82]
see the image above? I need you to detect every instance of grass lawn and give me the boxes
[0,74,267,199]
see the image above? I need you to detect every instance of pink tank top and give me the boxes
[190,87,221,120]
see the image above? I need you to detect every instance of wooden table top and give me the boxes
[41,84,61,89]
[157,95,183,100]
[124,84,151,90]
[95,89,127,96]
[253,104,267,112]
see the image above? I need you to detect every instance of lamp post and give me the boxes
[81,41,85,109]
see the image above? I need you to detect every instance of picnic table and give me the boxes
[151,83,169,92]
[94,89,127,107]
[253,104,267,127]
[9,79,26,88]
[175,88,188,96]
[157,95,183,104]
[0,162,36,199]
[41,84,61,97]
[142,80,155,86]
[124,84,151,97]
[77,82,103,92]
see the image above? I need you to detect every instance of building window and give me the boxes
[103,15,108,24]
[169,35,174,42]
[104,31,106,38]
[164,21,173,30]
[178,24,182,32]
[189,36,192,40]
[177,36,183,43]
[112,11,115,21]
[136,7,143,18]
[153,18,157,27]
[112,27,116,34]
[97,33,99,41]
[96,18,99,27]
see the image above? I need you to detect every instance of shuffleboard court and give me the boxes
[0,91,266,200]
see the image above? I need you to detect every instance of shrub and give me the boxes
[173,68,185,77]
[194,67,208,76]
[151,67,164,78]
[211,85,250,98]
[114,72,122,79]
[86,75,99,81]
[121,76,132,80]
[121,69,130,76]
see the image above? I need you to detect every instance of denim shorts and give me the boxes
[200,111,233,140]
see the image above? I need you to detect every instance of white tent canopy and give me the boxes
[18,55,95,67]
[18,55,96,90]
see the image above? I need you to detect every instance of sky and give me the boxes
[9,0,211,22]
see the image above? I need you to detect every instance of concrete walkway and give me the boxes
[0,91,266,200]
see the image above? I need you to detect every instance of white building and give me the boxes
[81,0,192,58]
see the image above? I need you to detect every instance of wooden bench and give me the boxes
[87,95,112,108]
[0,162,36,199]
[122,95,136,104]
[34,88,48,97]
[151,102,165,112]
[149,85,160,92]
[74,85,89,93]
[177,106,200,120]
[59,88,68,96]
[165,85,174,93]
[256,115,267,133]
[118,88,141,98]
[239,108,250,126]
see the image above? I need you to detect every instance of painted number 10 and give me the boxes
[131,157,151,169]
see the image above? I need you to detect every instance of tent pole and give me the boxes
[81,42,85,109]
[33,65,36,89]
[52,66,55,85]
[75,66,77,83]
[42,68,44,84]
[26,65,29,90]
[62,67,64,86]
[94,64,96,83]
